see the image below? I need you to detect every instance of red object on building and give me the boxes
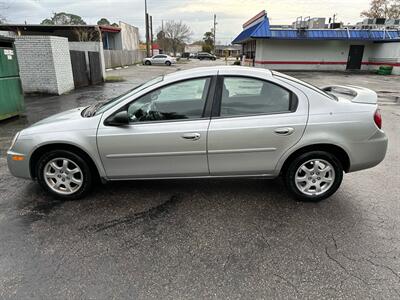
[98,25,121,33]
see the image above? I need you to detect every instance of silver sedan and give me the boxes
[143,54,176,66]
[7,66,388,201]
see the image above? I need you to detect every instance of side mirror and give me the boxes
[105,110,129,126]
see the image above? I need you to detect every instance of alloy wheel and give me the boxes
[295,159,335,196]
[43,158,83,195]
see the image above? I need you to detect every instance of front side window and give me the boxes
[220,77,293,117]
[127,77,211,122]
[94,76,164,115]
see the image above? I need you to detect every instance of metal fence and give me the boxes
[104,50,146,68]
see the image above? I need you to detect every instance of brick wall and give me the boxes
[14,36,74,95]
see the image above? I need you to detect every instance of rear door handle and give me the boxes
[182,133,201,141]
[274,127,294,135]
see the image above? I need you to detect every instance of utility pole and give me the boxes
[213,14,217,54]
[150,15,153,56]
[145,0,150,57]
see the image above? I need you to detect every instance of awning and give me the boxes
[232,18,270,44]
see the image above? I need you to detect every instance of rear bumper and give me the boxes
[348,129,388,172]
[7,150,32,180]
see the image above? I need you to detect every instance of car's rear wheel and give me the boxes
[37,150,93,200]
[284,151,343,202]
[165,61,171,66]
[145,60,151,65]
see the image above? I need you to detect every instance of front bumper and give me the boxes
[7,150,32,180]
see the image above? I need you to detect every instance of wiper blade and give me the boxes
[83,102,104,117]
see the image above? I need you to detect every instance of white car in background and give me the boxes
[143,54,176,66]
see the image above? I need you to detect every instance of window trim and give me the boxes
[104,76,217,126]
[211,75,298,119]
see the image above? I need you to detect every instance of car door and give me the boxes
[207,74,308,176]
[157,55,167,64]
[151,55,161,64]
[97,76,215,179]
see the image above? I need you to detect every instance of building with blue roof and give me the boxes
[232,11,400,74]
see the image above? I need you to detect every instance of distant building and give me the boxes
[0,21,144,94]
[215,45,241,57]
[0,22,139,51]
[139,43,160,56]
[232,10,400,74]
[184,44,202,53]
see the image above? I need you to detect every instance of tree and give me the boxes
[40,12,86,25]
[73,27,99,41]
[97,18,111,26]
[361,0,400,18]
[202,30,214,53]
[156,30,168,52]
[158,21,192,55]
[202,44,212,53]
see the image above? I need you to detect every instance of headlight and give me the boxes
[9,131,20,150]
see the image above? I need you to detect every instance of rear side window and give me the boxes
[272,71,337,101]
[219,77,296,117]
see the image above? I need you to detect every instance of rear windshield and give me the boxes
[272,71,338,101]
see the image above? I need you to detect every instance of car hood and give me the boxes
[21,107,101,136]
[32,107,86,126]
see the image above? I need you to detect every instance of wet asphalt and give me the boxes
[0,60,400,299]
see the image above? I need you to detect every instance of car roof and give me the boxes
[164,66,273,82]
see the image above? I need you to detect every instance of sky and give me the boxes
[1,0,371,44]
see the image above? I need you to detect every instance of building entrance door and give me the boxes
[346,45,364,70]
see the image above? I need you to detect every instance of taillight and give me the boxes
[374,109,382,129]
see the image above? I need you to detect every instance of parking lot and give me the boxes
[1,59,400,299]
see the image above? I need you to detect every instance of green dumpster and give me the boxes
[0,37,24,121]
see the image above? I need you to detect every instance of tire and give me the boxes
[37,150,93,200]
[283,151,343,202]
[145,60,151,65]
[165,61,171,66]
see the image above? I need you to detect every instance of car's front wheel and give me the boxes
[37,150,93,200]
[165,61,171,66]
[284,151,343,202]
[144,60,151,65]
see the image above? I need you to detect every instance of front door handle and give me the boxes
[182,133,201,141]
[274,127,295,135]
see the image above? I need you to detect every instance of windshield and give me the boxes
[272,71,338,101]
[94,76,164,115]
